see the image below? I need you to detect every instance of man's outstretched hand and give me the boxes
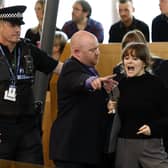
[91,74,118,92]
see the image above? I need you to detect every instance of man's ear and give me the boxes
[74,48,80,54]
[73,49,81,58]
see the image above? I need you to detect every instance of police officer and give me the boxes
[0,5,62,164]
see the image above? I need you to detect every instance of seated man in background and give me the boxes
[62,0,104,43]
[152,0,168,42]
[108,0,149,43]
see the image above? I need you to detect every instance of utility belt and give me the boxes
[0,99,41,121]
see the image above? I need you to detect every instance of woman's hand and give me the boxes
[107,99,117,114]
[137,124,151,136]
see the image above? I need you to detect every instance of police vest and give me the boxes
[0,39,36,117]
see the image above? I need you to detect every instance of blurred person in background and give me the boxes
[0,0,4,8]
[62,0,104,43]
[52,31,68,61]
[25,0,45,47]
[152,0,168,41]
[25,0,60,47]
[108,0,149,43]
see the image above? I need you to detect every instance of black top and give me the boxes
[25,29,40,46]
[118,73,168,139]
[0,39,58,117]
[50,57,109,164]
[152,14,168,42]
[25,27,61,46]
[109,17,149,42]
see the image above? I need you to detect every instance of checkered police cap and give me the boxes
[0,5,26,25]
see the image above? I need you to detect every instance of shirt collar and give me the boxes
[119,17,137,29]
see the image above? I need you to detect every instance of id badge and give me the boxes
[4,85,16,102]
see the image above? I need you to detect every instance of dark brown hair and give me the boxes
[119,0,133,4]
[75,0,92,18]
[122,42,151,68]
[54,31,68,54]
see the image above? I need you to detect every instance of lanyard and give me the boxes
[0,46,21,85]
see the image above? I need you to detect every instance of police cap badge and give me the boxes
[0,5,26,25]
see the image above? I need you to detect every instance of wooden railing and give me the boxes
[0,159,52,168]
[42,42,168,167]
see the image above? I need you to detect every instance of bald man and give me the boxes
[50,30,117,168]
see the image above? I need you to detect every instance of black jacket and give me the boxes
[50,57,109,165]
[0,39,58,117]
[109,17,149,42]
[152,14,168,42]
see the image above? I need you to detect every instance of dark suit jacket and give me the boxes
[50,57,109,165]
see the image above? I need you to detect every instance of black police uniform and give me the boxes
[0,6,58,164]
[0,39,58,164]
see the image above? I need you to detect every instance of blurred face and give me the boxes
[159,0,168,15]
[123,50,145,77]
[0,22,21,44]
[79,38,100,66]
[52,41,60,60]
[52,43,59,55]
[35,2,44,21]
[72,2,87,22]
[118,2,134,24]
